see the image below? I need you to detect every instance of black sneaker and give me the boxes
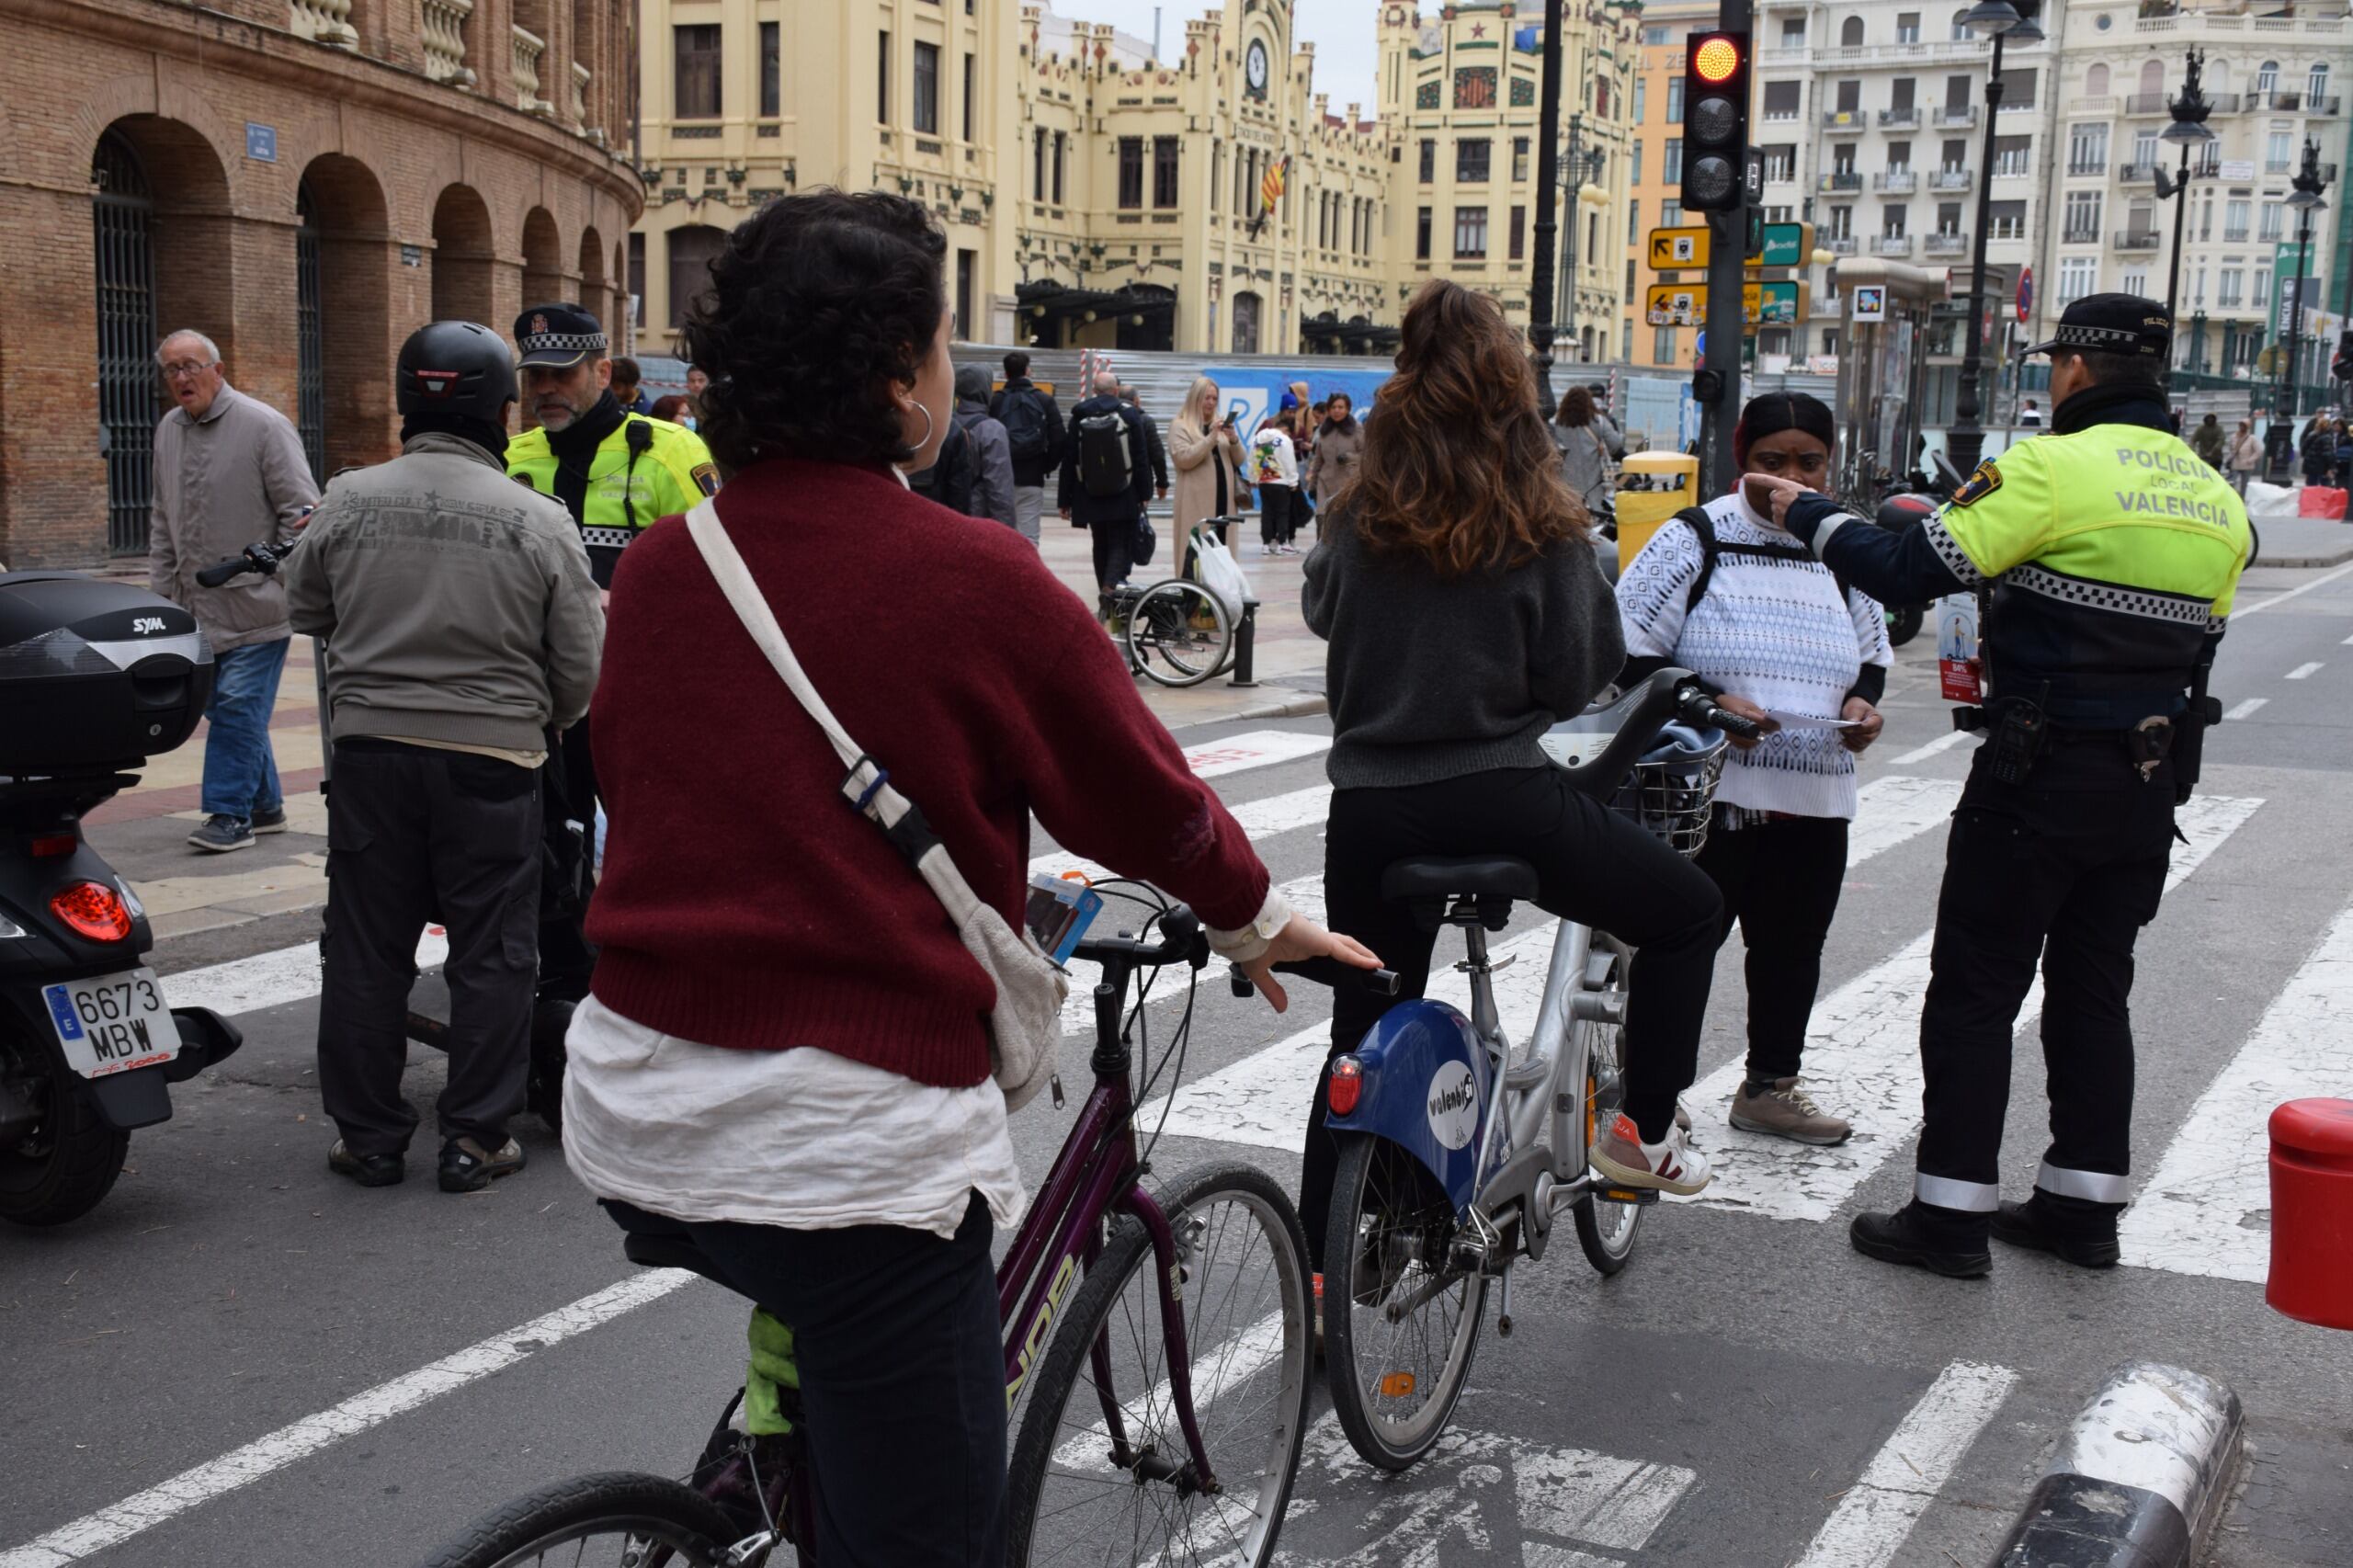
[1992,1199,2121,1269]
[438,1136,528,1192]
[251,805,289,835]
[187,814,255,853]
[1849,1204,1993,1278]
[327,1140,405,1187]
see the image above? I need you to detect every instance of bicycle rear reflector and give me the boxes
[1328,1055,1363,1116]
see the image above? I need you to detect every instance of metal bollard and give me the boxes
[1227,598,1260,687]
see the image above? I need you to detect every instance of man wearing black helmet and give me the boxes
[284,321,605,1195]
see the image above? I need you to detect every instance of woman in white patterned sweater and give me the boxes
[1616,392,1893,1146]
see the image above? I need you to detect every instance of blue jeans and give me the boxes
[200,638,289,823]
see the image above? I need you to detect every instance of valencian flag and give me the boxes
[1251,152,1291,238]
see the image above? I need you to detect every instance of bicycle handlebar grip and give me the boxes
[1268,958,1403,997]
[1708,707,1762,739]
[195,557,251,588]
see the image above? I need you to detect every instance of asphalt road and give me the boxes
[6,563,2353,1568]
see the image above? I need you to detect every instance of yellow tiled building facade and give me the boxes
[631,0,1639,357]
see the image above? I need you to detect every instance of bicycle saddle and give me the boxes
[1381,857,1537,932]
[606,1199,737,1294]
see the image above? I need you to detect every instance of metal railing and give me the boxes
[1875,170,1917,192]
[1879,107,1921,127]
[1933,106,1979,128]
[1826,234,1859,254]
[2124,93,2170,114]
[1925,233,1969,256]
[2120,162,2159,183]
[2115,229,2162,250]
[1930,168,1973,189]
[1870,234,1915,256]
[1822,110,1867,131]
[1818,171,1863,191]
[2062,226,2102,244]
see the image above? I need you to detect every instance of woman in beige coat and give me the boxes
[1170,374,1248,554]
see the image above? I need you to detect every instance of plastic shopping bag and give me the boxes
[1191,525,1252,619]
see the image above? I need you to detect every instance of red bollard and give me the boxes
[2268,1098,2353,1330]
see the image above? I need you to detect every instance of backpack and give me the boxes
[916,417,976,517]
[1077,409,1134,498]
[1671,506,1851,614]
[1000,387,1051,465]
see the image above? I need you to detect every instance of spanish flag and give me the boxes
[1258,152,1290,219]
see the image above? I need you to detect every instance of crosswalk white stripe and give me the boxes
[1886,729,1971,767]
[163,931,449,1017]
[1027,783,1333,884]
[1178,729,1331,779]
[1679,793,2262,1221]
[2286,661,2325,680]
[2224,696,2268,721]
[1791,1360,2018,1568]
[1142,777,1965,1153]
[2117,893,2353,1282]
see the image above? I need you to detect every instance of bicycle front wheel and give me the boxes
[1124,580,1233,687]
[1323,1132,1488,1471]
[1006,1162,1314,1568]
[1572,950,1646,1276]
[417,1471,754,1568]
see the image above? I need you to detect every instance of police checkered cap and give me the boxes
[513,301,608,368]
[2023,292,2171,359]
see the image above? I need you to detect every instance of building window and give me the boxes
[955,250,975,338]
[1211,142,1222,212]
[1513,136,1530,181]
[1992,135,2031,178]
[628,233,645,328]
[2068,123,2107,174]
[1631,141,1643,184]
[913,42,939,134]
[1419,139,1436,184]
[2063,190,2100,242]
[1654,324,1677,363]
[1662,199,1683,226]
[1664,138,1682,183]
[1153,137,1179,208]
[1118,138,1144,209]
[877,31,891,122]
[2260,201,2283,241]
[962,53,976,141]
[1627,198,1640,244]
[666,225,729,328]
[2056,256,2096,304]
[2225,199,2249,242]
[2256,60,2279,97]
[2255,265,2269,306]
[1828,205,1853,239]
[1763,81,1802,122]
[1634,78,1646,123]
[674,24,722,119]
[1053,131,1066,204]
[1457,138,1491,183]
[2219,267,2244,307]
[1763,144,1795,182]
[760,23,780,117]
[1453,205,1488,258]
[2267,131,2292,175]
[1416,205,1432,260]
[1896,11,1920,42]
[1033,128,1047,200]
[1881,203,1907,237]
[1781,17,1805,44]
[1510,205,1526,260]
[1841,16,1865,45]
[1666,76,1684,123]
[2003,68,2037,109]
[1987,199,2024,239]
[1232,290,1260,354]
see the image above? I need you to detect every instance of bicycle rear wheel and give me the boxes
[1572,951,1646,1276]
[1006,1162,1314,1568]
[1124,580,1233,687]
[417,1471,754,1568]
[1322,1132,1488,1471]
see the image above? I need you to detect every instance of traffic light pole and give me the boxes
[1696,0,1751,499]
[1527,0,1567,418]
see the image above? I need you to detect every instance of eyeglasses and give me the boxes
[160,361,216,381]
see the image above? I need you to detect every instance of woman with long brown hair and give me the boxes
[1299,280,1723,1272]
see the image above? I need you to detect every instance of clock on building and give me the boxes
[1245,39,1269,96]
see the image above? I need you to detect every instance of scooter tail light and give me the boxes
[28,833,77,859]
[51,881,133,943]
[1327,1055,1364,1117]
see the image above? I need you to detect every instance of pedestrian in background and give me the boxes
[2336,420,2353,490]
[1249,405,1302,556]
[610,357,650,415]
[2302,415,2336,487]
[956,366,1018,532]
[1288,398,1318,540]
[2019,399,2043,427]
[1171,375,1246,563]
[1586,382,1627,460]
[1058,369,1153,618]
[685,365,710,421]
[1121,386,1169,503]
[649,394,697,429]
[2228,419,2263,496]
[1552,384,1615,517]
[992,350,1065,547]
[2190,412,2227,472]
[285,320,604,1193]
[1306,392,1363,509]
[145,328,319,855]
[906,395,978,517]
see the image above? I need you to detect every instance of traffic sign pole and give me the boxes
[1697,9,1750,495]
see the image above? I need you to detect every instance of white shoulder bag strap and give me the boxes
[682,498,982,928]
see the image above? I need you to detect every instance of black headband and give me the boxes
[1733,392,1836,461]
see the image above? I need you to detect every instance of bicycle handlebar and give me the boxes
[1070,905,1207,971]
[196,540,294,589]
[1672,680,1762,740]
[1226,958,1403,1001]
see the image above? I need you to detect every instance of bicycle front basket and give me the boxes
[1609,745,1727,858]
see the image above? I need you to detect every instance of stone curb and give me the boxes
[1993,1360,2243,1568]
[2257,549,2353,569]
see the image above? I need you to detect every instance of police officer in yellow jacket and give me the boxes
[1752,295,2252,1278]
[506,302,717,588]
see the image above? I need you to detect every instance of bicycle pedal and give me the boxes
[1597,1185,1662,1206]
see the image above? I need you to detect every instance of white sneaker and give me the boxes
[1590,1113,1713,1196]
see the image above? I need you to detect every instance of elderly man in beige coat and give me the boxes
[146,329,319,853]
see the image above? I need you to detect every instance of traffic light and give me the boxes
[1680,30,1751,214]
[2334,330,2353,383]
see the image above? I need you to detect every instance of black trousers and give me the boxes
[1087,516,1134,597]
[1693,814,1850,1082]
[687,1194,1006,1567]
[1913,740,2174,1236]
[1301,767,1722,1268]
[538,720,597,998]
[1257,486,1296,548]
[318,740,541,1155]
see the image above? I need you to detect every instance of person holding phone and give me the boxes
[1171,376,1248,558]
[1614,392,1892,1147]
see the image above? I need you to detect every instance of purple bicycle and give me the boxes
[422,898,1358,1567]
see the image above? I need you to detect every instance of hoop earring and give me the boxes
[907,401,935,456]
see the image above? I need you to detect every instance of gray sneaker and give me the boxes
[251,805,289,835]
[1729,1077,1852,1146]
[187,814,255,853]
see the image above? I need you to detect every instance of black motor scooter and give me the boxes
[0,573,245,1226]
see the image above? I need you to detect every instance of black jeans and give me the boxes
[1302,767,1722,1268]
[318,739,541,1154]
[1913,740,2174,1236]
[687,1194,1006,1567]
[1693,814,1850,1082]
[1088,516,1134,598]
[1257,486,1295,548]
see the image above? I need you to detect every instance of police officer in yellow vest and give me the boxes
[506,302,717,589]
[1751,294,2253,1278]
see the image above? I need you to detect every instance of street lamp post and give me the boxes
[2158,51,2215,387]
[2268,141,2330,483]
[1528,0,1568,417]
[1560,124,1605,364]
[1947,0,2038,476]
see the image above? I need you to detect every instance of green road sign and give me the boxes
[1646,278,1807,326]
[1745,222,1815,269]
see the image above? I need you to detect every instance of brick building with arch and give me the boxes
[1,0,642,567]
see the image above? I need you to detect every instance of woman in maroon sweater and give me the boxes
[563,190,1370,1567]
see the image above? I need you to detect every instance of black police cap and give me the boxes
[513,301,608,369]
[2023,293,2171,359]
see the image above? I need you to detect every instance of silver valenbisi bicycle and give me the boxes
[1244,669,1751,1471]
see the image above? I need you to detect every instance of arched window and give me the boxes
[2086,63,2109,97]
[1949,8,1972,40]
[1231,290,1261,354]
[1840,16,1864,47]
[2138,60,2165,97]
[2255,60,2279,96]
[2309,62,2329,102]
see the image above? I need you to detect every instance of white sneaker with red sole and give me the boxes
[1590,1113,1713,1196]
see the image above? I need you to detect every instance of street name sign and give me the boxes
[1644,279,1806,327]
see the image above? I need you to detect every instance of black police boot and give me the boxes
[1992,1195,2121,1269]
[1849,1201,1992,1278]
[327,1140,404,1187]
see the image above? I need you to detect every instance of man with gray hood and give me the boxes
[954,364,1018,532]
[284,321,604,1196]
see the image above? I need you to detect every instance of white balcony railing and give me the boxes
[423,0,475,85]
[290,0,357,47]
[573,61,591,123]
[1871,234,1914,256]
[512,24,553,115]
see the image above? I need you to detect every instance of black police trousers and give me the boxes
[1912,736,2175,1236]
[318,739,541,1156]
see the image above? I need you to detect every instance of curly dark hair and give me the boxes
[679,190,947,472]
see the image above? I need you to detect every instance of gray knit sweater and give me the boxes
[1302,502,1625,789]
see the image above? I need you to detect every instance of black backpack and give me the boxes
[1077,410,1134,498]
[911,418,975,517]
[1000,387,1051,464]
[1670,506,1850,612]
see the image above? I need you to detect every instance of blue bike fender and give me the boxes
[1323,998,1488,1215]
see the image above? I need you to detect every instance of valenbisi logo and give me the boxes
[1426,1061,1478,1151]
